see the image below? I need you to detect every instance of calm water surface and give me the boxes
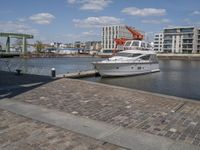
[0,57,200,100]
[0,57,102,76]
[85,60,200,100]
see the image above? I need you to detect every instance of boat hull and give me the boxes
[93,62,160,77]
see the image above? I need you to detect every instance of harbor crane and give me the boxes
[114,26,144,51]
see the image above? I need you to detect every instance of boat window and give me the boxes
[116,53,132,57]
[140,55,151,60]
[131,41,139,47]
[125,41,131,46]
[116,53,141,57]
[141,42,145,48]
[131,54,142,57]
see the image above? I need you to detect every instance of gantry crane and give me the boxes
[114,26,144,51]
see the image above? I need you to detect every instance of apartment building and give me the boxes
[85,41,102,51]
[163,26,199,53]
[102,25,133,50]
[154,33,163,52]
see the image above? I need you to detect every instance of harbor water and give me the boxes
[0,57,102,76]
[86,60,200,100]
[0,57,200,100]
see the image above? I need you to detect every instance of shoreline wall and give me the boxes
[157,54,200,60]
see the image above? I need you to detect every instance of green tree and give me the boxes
[34,41,45,53]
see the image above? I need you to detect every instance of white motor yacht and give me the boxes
[93,40,160,77]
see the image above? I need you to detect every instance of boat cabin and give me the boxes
[124,40,153,51]
[115,50,158,63]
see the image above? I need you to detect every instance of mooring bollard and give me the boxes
[16,69,22,76]
[51,68,56,77]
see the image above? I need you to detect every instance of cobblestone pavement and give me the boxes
[10,79,200,146]
[0,108,126,150]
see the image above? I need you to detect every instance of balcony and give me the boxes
[164,42,172,45]
[180,28,194,33]
[164,29,177,33]
[182,35,193,39]
[164,36,172,39]
[163,46,172,49]
[182,39,193,43]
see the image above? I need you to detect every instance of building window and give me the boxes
[164,29,177,33]
[180,28,193,33]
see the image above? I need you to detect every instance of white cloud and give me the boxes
[0,21,38,35]
[141,19,170,24]
[58,30,100,42]
[122,7,166,17]
[67,0,77,4]
[81,30,97,36]
[81,0,112,11]
[29,13,55,24]
[192,11,200,15]
[17,18,26,22]
[73,16,122,28]
[67,0,112,11]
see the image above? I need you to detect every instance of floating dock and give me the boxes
[57,70,99,78]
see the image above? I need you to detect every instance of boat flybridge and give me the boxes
[93,40,160,77]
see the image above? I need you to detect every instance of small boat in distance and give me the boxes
[92,40,160,77]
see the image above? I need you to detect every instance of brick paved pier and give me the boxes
[1,76,200,149]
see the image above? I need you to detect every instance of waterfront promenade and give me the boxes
[0,72,200,149]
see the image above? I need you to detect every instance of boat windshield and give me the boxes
[116,53,141,57]
[125,41,132,46]
[131,41,139,47]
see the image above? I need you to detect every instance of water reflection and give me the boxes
[86,60,200,100]
[1,58,200,100]
[0,57,102,76]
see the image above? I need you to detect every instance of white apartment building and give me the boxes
[163,26,199,53]
[102,25,133,50]
[154,33,163,52]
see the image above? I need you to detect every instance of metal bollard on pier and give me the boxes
[51,68,56,78]
[16,69,22,76]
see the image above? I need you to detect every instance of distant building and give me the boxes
[74,41,85,49]
[50,42,62,48]
[94,41,102,51]
[153,33,163,52]
[60,43,68,48]
[163,26,199,53]
[66,43,73,48]
[85,41,102,51]
[74,41,81,48]
[102,25,133,50]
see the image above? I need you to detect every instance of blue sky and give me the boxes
[0,0,200,43]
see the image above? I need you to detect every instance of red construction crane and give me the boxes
[114,26,144,51]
